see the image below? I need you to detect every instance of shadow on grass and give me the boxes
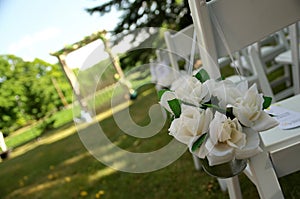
[0,132,230,199]
[0,87,299,199]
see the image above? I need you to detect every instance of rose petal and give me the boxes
[168,105,213,145]
[233,106,253,127]
[209,112,227,145]
[169,119,190,145]
[252,111,279,132]
[227,131,246,149]
[236,80,248,93]
[205,139,234,166]
[198,109,213,134]
[235,128,262,159]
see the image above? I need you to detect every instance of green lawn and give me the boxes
[0,86,299,199]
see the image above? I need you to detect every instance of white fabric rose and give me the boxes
[196,112,262,166]
[169,105,213,145]
[155,62,187,88]
[212,80,248,109]
[170,75,211,106]
[209,112,246,148]
[232,84,278,131]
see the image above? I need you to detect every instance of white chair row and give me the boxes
[275,22,300,96]
[232,30,294,102]
[162,24,297,103]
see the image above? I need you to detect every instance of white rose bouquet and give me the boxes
[159,69,278,172]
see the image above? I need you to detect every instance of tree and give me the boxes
[86,0,192,37]
[0,55,72,134]
[86,0,193,70]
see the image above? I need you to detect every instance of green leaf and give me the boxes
[167,99,181,118]
[263,96,272,109]
[216,76,225,81]
[191,133,207,152]
[157,89,169,100]
[194,68,210,83]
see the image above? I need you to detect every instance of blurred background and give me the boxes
[0,0,299,198]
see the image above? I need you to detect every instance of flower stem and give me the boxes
[202,103,227,114]
[180,100,228,114]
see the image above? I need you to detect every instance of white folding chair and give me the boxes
[275,23,300,96]
[232,31,289,72]
[188,0,300,198]
[234,30,294,101]
[164,18,286,102]
[149,49,175,90]
[164,25,231,73]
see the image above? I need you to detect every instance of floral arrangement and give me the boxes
[158,69,279,168]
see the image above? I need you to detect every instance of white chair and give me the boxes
[232,31,289,72]
[188,0,300,198]
[164,25,231,73]
[150,50,177,90]
[164,22,285,102]
[275,23,300,96]
[234,30,293,102]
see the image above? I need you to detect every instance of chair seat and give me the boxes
[260,94,300,151]
[275,46,300,63]
[260,44,287,62]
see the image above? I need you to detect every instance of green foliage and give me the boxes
[194,68,210,83]
[191,133,207,152]
[86,0,193,71]
[0,55,72,134]
[263,96,272,109]
[86,0,192,36]
[167,98,181,118]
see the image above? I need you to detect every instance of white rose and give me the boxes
[198,112,262,166]
[233,84,278,131]
[170,75,211,106]
[203,127,262,166]
[155,63,187,88]
[212,80,247,109]
[169,105,213,145]
[209,112,246,148]
[234,127,262,160]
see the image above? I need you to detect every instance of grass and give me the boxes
[4,107,78,149]
[0,86,299,199]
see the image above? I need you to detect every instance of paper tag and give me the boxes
[265,106,300,130]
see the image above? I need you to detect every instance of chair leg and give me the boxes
[283,64,292,87]
[217,178,228,192]
[192,154,202,170]
[248,151,284,199]
[225,176,243,199]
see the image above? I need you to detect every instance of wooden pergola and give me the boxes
[50,30,126,111]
